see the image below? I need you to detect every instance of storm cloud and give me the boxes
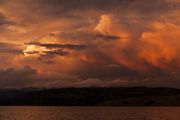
[0,0,179,88]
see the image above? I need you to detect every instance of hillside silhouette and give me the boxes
[1,87,180,106]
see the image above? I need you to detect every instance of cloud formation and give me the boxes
[0,0,179,88]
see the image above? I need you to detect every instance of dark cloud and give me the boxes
[42,50,69,57]
[26,42,89,50]
[24,49,70,64]
[27,0,175,15]
[70,62,180,88]
[0,65,142,88]
[0,65,179,88]
[0,66,37,88]
[3,0,177,24]
[95,34,121,41]
[24,42,89,63]
[48,31,121,42]
[28,0,179,17]
[24,51,40,55]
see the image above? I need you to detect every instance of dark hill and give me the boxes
[1,87,180,106]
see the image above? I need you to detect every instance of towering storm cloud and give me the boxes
[0,0,179,88]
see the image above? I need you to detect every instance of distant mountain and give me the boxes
[1,87,180,106]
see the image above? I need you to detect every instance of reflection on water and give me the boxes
[0,107,180,120]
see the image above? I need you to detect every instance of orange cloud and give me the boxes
[94,14,146,71]
[93,14,180,71]
[139,22,180,69]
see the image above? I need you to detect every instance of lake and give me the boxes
[0,107,180,120]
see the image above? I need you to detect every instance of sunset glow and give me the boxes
[0,0,180,88]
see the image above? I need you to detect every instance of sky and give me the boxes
[0,0,180,88]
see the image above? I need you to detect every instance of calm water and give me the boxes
[0,107,180,120]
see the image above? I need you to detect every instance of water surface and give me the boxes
[0,107,180,120]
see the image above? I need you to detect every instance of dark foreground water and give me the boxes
[0,107,180,120]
